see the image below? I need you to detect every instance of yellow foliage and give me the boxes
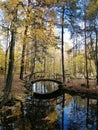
[5,0,24,8]
[45,0,57,5]
[12,105,21,116]
[45,0,51,4]
[0,47,5,67]
[48,110,58,122]
[87,1,98,17]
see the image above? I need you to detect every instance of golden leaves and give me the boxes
[45,0,58,5]
[0,47,5,67]
[5,0,24,8]
[87,0,98,18]
[0,0,25,24]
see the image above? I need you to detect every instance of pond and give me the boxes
[0,81,98,130]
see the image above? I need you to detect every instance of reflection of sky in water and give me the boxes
[32,81,58,93]
[57,102,72,130]
[0,78,98,130]
[0,126,3,130]
[57,97,97,130]
[31,81,98,130]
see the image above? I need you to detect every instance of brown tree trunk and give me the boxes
[84,0,89,88]
[0,28,16,108]
[29,41,36,80]
[20,27,28,80]
[95,30,98,85]
[0,6,17,108]
[20,0,30,80]
[61,6,65,83]
[29,57,36,80]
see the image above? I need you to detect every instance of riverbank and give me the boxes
[65,79,98,99]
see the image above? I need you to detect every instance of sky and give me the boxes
[57,27,73,46]
[63,29,72,44]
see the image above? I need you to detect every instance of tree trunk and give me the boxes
[95,30,98,85]
[20,0,30,80]
[29,41,37,80]
[29,57,36,80]
[61,6,65,83]
[84,0,89,88]
[20,26,28,80]
[4,29,9,83]
[0,6,17,108]
[0,29,16,108]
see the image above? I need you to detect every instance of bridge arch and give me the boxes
[31,78,62,86]
[30,78,64,99]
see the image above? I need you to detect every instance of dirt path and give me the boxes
[0,74,27,100]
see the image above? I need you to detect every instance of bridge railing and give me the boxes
[24,72,63,82]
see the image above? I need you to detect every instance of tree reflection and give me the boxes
[97,100,98,130]
[86,98,97,130]
[60,96,98,130]
[0,95,98,130]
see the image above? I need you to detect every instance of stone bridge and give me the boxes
[24,72,65,99]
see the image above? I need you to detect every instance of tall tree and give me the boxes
[84,0,89,87]
[61,5,65,83]
[20,0,30,80]
[87,0,98,85]
[0,0,18,108]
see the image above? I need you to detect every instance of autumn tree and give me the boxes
[87,0,98,84]
[19,0,31,80]
[0,0,22,108]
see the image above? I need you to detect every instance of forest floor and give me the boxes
[65,79,98,99]
[0,74,27,100]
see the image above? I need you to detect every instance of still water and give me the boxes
[57,96,98,130]
[0,81,98,130]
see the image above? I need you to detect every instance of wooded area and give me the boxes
[0,0,98,108]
